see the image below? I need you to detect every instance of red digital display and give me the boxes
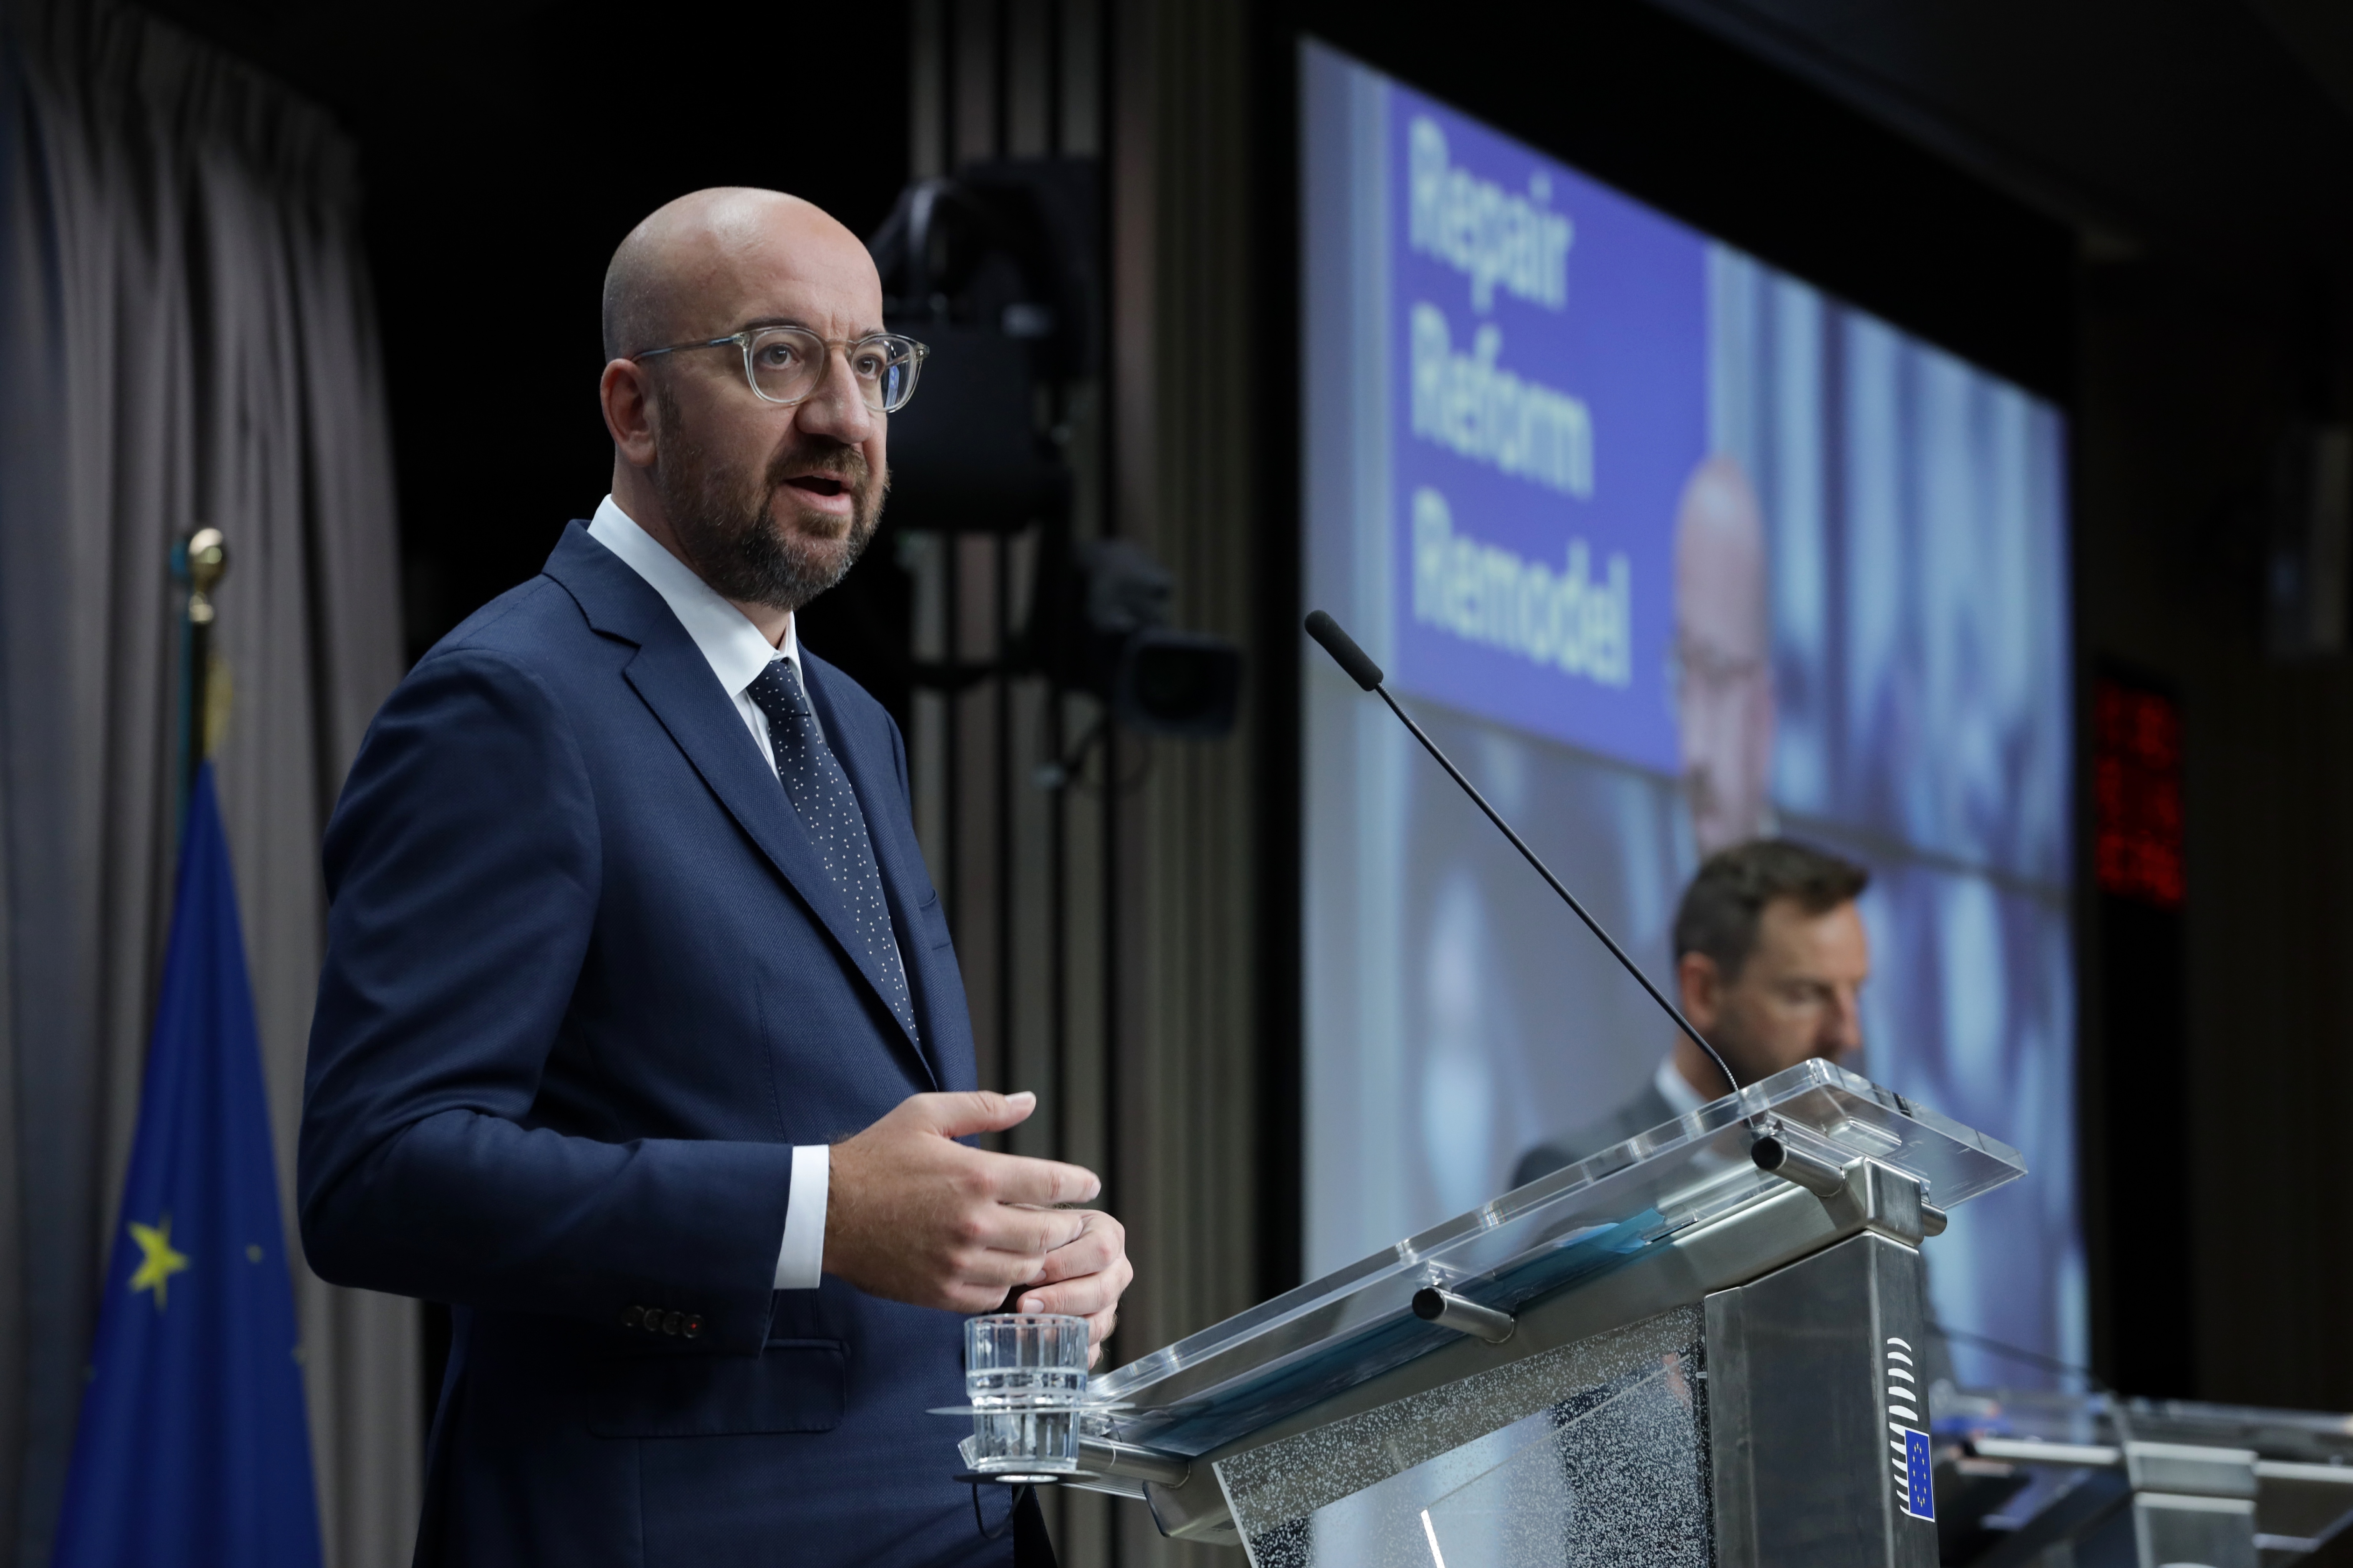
[2092,677,2184,909]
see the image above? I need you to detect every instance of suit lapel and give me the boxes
[542,525,937,1087]
[800,652,950,1088]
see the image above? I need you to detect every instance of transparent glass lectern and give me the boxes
[1042,1060,2025,1566]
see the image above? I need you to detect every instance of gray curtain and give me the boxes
[0,2,416,1563]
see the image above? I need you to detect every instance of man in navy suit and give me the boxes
[299,187,1131,1566]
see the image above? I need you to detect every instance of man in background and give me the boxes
[1673,456,1775,854]
[1513,839,1870,1185]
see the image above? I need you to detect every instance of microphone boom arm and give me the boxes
[1306,610,1741,1097]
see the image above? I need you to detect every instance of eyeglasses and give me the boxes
[1666,632,1767,700]
[631,324,929,413]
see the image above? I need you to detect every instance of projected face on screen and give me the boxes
[1673,456,1775,855]
[1302,39,2079,1392]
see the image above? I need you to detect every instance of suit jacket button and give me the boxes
[622,1304,645,1330]
[683,1315,703,1339]
[662,1311,683,1336]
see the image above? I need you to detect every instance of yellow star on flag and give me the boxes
[128,1216,189,1311]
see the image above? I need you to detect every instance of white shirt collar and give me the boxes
[1654,1054,1711,1117]
[586,494,798,698]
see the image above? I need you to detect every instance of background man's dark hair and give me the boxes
[1673,839,1869,981]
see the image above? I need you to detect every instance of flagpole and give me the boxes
[172,527,227,819]
[56,517,324,1568]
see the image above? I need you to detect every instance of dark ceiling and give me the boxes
[1649,0,2353,271]
[133,0,601,146]
[158,0,2353,262]
[155,0,2353,270]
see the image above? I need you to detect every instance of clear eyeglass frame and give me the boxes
[630,324,930,413]
[1665,631,1768,704]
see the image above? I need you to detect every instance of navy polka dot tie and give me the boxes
[745,658,918,1041]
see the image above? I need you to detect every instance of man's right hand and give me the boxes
[823,1091,1101,1314]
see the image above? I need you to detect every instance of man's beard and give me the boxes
[650,385,887,613]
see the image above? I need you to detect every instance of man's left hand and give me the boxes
[1007,1209,1132,1368]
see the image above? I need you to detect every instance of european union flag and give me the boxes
[51,762,324,1567]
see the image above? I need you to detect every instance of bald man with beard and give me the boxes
[298,189,1128,1566]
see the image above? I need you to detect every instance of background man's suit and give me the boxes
[299,522,1018,1566]
[1510,1077,1681,1190]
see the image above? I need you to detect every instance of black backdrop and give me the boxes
[358,4,915,666]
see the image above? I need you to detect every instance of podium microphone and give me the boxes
[1304,610,1741,1097]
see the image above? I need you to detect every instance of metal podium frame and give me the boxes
[1031,1059,2025,1561]
[1937,1387,2353,1565]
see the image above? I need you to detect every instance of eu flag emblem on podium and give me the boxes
[52,762,324,1567]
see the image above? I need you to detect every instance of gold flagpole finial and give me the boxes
[185,527,227,625]
[175,529,232,804]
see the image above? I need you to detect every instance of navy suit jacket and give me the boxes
[299,524,1013,1566]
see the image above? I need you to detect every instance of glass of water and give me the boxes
[965,1313,1090,1474]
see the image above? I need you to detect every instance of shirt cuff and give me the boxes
[773,1144,830,1290]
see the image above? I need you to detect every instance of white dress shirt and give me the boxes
[1654,1052,1751,1181]
[1653,1054,1708,1119]
[586,494,829,1291]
